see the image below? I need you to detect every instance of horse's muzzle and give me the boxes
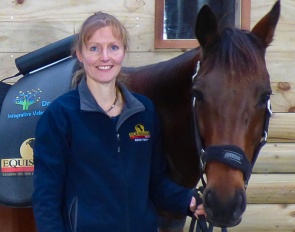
[203,188,246,227]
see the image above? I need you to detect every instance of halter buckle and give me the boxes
[267,99,272,116]
[199,149,206,171]
[262,130,268,142]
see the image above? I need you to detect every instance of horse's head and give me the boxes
[193,1,280,227]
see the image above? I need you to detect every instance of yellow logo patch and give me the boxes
[129,124,150,141]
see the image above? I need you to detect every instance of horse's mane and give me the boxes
[203,28,267,83]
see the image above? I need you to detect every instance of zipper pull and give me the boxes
[117,134,120,153]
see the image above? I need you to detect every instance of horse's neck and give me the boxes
[124,48,201,99]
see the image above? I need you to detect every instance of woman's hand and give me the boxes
[190,197,206,218]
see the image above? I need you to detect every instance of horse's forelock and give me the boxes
[202,28,267,83]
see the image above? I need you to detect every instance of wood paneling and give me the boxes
[254,143,295,173]
[269,113,295,142]
[247,174,295,204]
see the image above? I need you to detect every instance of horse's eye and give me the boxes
[260,93,271,105]
[193,90,204,103]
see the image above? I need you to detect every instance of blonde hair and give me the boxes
[71,12,130,87]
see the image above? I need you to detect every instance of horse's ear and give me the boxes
[195,5,219,48]
[251,0,280,48]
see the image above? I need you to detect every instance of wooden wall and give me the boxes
[0,0,294,231]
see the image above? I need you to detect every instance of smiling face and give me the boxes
[76,26,126,85]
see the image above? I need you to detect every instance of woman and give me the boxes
[32,12,203,232]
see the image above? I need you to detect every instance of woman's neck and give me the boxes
[86,79,123,116]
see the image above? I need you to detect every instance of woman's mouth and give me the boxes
[98,65,112,70]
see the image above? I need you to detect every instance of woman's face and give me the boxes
[77,26,125,85]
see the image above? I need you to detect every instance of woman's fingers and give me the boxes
[190,197,206,218]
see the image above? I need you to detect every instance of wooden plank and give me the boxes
[0,19,156,53]
[269,113,295,142]
[254,143,295,173]
[184,204,295,232]
[247,174,295,204]
[0,0,157,53]
[267,51,295,84]
[0,22,74,53]
[197,174,295,204]
[0,0,151,22]
[271,81,295,113]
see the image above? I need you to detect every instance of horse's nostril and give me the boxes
[205,190,212,205]
[233,191,246,219]
[203,190,214,217]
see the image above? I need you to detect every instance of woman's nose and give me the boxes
[100,49,109,62]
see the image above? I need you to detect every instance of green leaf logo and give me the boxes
[14,89,42,110]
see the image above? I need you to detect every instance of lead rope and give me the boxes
[189,187,213,232]
[188,184,227,232]
[190,61,228,232]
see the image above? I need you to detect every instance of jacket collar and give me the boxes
[78,78,145,128]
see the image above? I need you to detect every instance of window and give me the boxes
[155,0,251,48]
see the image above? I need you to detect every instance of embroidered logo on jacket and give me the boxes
[129,124,150,142]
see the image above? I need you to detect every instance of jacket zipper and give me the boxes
[116,132,130,231]
[117,133,120,153]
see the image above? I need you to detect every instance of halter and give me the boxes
[189,61,272,232]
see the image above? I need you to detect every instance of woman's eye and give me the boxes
[111,45,119,51]
[90,46,98,52]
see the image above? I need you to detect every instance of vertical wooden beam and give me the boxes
[241,0,251,30]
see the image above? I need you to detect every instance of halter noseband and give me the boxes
[192,61,272,188]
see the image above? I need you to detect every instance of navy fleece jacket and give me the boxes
[32,79,193,232]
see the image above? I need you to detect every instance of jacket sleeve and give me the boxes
[32,105,69,232]
[149,110,193,215]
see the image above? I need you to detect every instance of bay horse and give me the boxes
[123,1,280,231]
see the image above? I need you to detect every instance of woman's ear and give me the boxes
[76,50,82,63]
